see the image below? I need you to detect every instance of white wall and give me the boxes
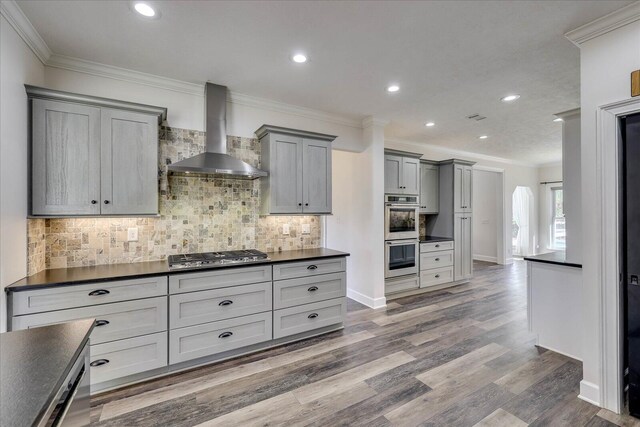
[326,119,386,308]
[386,139,540,261]
[0,15,45,332]
[562,112,582,264]
[538,164,562,253]
[44,67,365,152]
[472,169,499,262]
[578,18,640,406]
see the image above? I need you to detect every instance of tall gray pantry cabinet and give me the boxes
[26,85,167,217]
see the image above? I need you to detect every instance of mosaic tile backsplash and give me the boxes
[26,127,322,274]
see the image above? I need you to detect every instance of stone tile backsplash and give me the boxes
[27,127,322,274]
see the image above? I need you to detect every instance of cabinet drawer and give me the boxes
[385,276,420,295]
[170,282,272,329]
[420,250,454,270]
[274,272,346,309]
[11,276,168,315]
[169,266,272,294]
[12,297,167,344]
[420,241,454,253]
[90,332,167,385]
[169,312,272,364]
[272,257,346,281]
[273,298,346,339]
[420,267,454,288]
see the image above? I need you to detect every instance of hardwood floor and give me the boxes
[90,261,640,426]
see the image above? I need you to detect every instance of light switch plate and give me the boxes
[302,224,311,235]
[127,227,139,242]
[283,224,290,235]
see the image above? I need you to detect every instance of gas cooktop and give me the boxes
[167,249,270,270]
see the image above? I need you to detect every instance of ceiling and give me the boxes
[15,0,633,165]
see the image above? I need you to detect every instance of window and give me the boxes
[550,186,565,250]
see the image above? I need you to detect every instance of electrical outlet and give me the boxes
[127,227,139,242]
[283,224,290,235]
[302,224,311,235]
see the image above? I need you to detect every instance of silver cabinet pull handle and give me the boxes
[218,332,233,339]
[308,313,319,319]
[435,244,440,248]
[435,258,440,261]
[90,359,109,367]
[435,274,440,278]
[88,289,109,296]
[307,265,318,270]
[308,286,319,292]
[95,320,110,327]
[218,300,233,306]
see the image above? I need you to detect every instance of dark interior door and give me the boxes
[624,112,640,417]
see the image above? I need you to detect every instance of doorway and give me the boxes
[472,166,507,264]
[512,186,534,257]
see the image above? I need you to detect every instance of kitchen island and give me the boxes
[0,319,94,427]
[524,251,582,360]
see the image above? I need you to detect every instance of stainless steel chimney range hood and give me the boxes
[167,83,268,180]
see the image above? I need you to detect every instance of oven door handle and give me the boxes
[386,239,419,246]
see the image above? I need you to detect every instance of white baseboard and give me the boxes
[473,254,498,263]
[503,257,514,265]
[578,380,601,407]
[347,288,386,309]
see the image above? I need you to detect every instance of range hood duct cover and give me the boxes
[167,83,267,179]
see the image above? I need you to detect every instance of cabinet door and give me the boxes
[302,139,332,213]
[454,213,473,281]
[420,164,439,213]
[270,135,303,213]
[31,99,101,215]
[384,155,403,194]
[402,158,420,195]
[453,164,465,213]
[463,166,473,212]
[100,109,158,215]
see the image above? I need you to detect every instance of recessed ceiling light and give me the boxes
[386,85,400,93]
[501,94,520,102]
[553,117,564,122]
[134,2,156,17]
[478,135,488,140]
[292,54,307,63]
[425,122,435,127]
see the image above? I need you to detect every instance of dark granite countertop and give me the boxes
[6,247,350,292]
[524,251,582,268]
[419,235,453,243]
[0,319,94,427]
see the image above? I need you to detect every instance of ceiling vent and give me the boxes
[466,113,487,121]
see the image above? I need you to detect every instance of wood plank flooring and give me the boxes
[90,261,640,426]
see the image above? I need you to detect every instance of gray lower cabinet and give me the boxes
[26,85,166,217]
[169,312,272,364]
[273,272,346,309]
[11,297,167,345]
[169,266,272,294]
[454,214,473,281]
[273,298,346,339]
[170,282,272,329]
[11,276,168,315]
[90,332,168,385]
[272,257,346,281]
[256,125,336,215]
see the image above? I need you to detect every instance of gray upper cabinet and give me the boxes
[420,162,439,213]
[27,85,166,217]
[303,138,332,213]
[384,150,421,195]
[256,125,336,215]
[32,99,102,216]
[454,164,473,213]
[101,109,159,215]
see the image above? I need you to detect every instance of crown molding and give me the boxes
[565,2,640,46]
[362,117,390,128]
[554,108,580,120]
[385,138,548,168]
[46,54,205,95]
[229,92,362,129]
[0,0,51,63]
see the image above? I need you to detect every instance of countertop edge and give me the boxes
[6,249,351,292]
[524,255,582,269]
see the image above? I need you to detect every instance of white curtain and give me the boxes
[512,187,530,256]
